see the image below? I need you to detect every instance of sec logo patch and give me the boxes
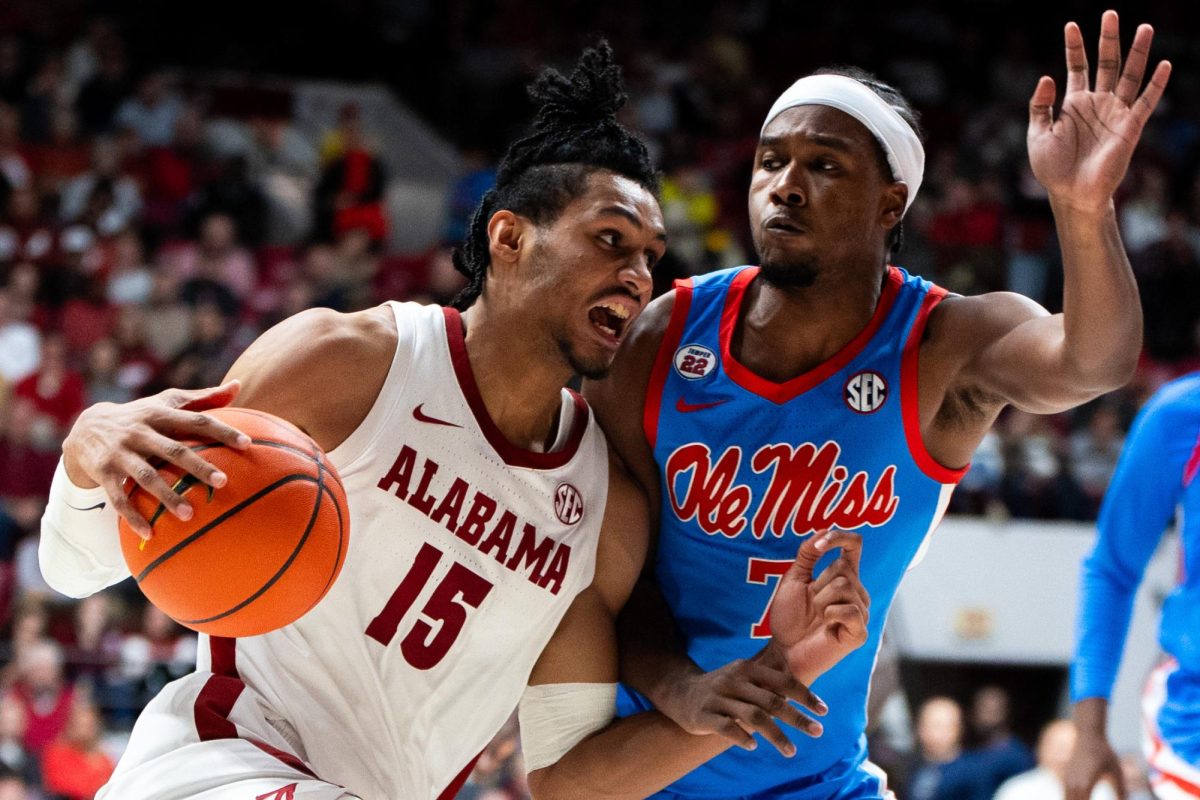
[674,344,717,380]
[844,371,888,414]
[554,483,584,525]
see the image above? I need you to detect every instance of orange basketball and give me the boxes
[119,406,349,637]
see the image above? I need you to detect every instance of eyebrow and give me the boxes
[597,205,668,242]
[759,133,856,153]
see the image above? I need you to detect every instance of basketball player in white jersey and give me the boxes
[39,44,870,800]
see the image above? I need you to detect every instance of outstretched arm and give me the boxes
[1064,385,1194,800]
[952,11,1171,414]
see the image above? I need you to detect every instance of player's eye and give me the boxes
[598,231,620,247]
[760,155,784,171]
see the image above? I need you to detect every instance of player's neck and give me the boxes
[734,264,888,383]
[459,305,572,452]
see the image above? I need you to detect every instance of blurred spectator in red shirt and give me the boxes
[0,288,40,387]
[4,639,74,756]
[12,334,87,444]
[314,104,387,246]
[40,697,114,800]
[25,107,91,200]
[110,307,162,394]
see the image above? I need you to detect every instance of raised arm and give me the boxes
[947,12,1170,414]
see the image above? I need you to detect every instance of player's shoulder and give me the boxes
[926,290,1049,358]
[1142,371,1200,421]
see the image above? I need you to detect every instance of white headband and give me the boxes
[762,74,924,211]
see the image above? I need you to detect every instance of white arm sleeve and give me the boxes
[39,458,131,598]
[518,682,617,773]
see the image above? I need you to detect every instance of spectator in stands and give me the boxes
[1133,209,1200,363]
[25,107,91,199]
[970,686,1035,796]
[7,498,50,602]
[1068,404,1126,517]
[0,39,26,108]
[0,694,34,787]
[0,289,39,387]
[4,639,74,757]
[83,338,130,405]
[115,605,195,714]
[0,105,30,194]
[58,593,121,696]
[40,697,115,800]
[903,696,990,800]
[163,210,256,302]
[11,334,87,452]
[994,719,1115,800]
[58,137,141,234]
[186,155,268,248]
[113,71,182,148]
[313,103,387,246]
[109,307,162,394]
[19,52,66,145]
[75,38,130,137]
[103,228,153,308]
[0,187,54,267]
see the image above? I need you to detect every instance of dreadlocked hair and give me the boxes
[451,41,660,310]
[813,66,923,261]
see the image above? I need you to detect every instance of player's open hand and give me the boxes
[769,531,870,682]
[1028,10,1171,213]
[61,381,251,538]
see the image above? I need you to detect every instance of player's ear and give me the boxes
[486,210,531,271]
[878,183,907,231]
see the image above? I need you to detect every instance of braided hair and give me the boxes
[450,42,660,310]
[813,66,923,261]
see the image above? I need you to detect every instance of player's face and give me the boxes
[748,106,903,287]
[525,173,665,379]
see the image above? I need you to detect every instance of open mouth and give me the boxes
[588,300,631,343]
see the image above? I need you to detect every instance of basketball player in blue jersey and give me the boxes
[577,11,1172,799]
[1065,373,1200,800]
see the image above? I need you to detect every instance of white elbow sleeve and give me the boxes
[39,458,129,598]
[518,682,617,773]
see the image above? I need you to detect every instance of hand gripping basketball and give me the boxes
[116,406,350,637]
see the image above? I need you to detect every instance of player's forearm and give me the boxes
[1072,696,1110,739]
[1051,198,1142,390]
[616,576,703,706]
[528,711,732,800]
[40,458,130,598]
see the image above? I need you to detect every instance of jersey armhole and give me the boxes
[901,288,970,484]
[326,301,416,471]
[643,280,694,450]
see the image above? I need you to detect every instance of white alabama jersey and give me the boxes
[175,302,606,799]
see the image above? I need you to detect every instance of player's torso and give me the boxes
[224,302,608,798]
[629,266,963,796]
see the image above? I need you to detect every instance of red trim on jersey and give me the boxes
[900,287,969,484]
[442,307,588,469]
[1183,428,1200,487]
[644,280,694,450]
[193,638,321,781]
[436,751,483,800]
[718,267,903,404]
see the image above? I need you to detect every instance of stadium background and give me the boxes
[0,0,1197,797]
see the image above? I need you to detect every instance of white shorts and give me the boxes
[1142,659,1200,799]
[98,671,361,800]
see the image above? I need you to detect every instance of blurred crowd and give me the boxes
[0,0,1198,797]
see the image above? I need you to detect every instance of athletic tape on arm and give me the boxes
[518,682,617,773]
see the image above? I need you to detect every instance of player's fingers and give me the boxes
[815,531,863,573]
[746,662,827,715]
[809,559,870,612]
[730,681,822,737]
[712,716,757,751]
[1108,765,1129,800]
[1028,76,1056,135]
[812,574,864,616]
[824,603,869,645]
[1094,10,1121,93]
[155,407,251,449]
[1133,60,1172,127]
[722,701,801,755]
[99,473,152,539]
[1116,23,1153,105]
[791,531,828,583]
[1064,21,1089,93]
[141,432,228,488]
[116,453,194,523]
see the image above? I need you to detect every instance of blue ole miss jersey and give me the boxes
[617,265,966,798]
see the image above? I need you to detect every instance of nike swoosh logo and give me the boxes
[66,501,107,512]
[675,397,732,413]
[412,404,462,428]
